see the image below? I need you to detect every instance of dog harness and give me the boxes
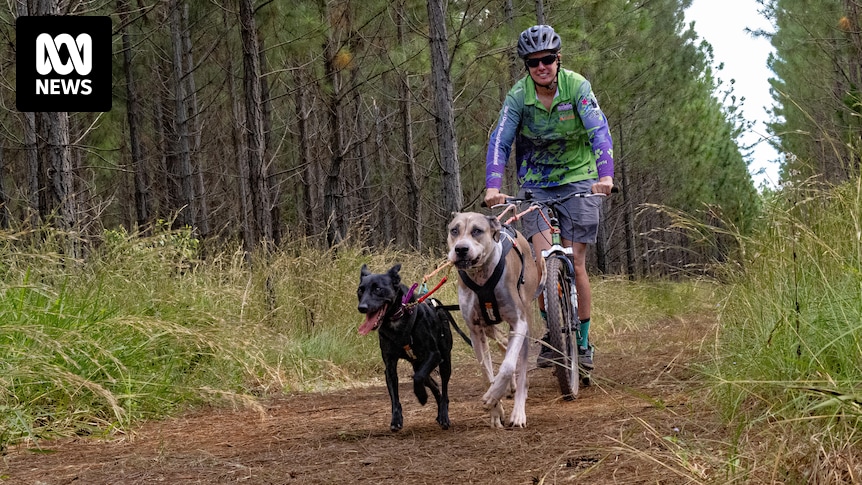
[457,225,526,325]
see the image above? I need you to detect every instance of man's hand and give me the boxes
[591,176,614,195]
[484,188,510,207]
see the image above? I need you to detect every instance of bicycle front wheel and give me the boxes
[544,255,579,400]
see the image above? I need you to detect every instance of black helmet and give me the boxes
[517,25,561,58]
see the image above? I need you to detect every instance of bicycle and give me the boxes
[490,189,612,400]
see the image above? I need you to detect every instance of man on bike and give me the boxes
[482,24,615,373]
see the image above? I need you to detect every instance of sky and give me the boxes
[684,0,781,189]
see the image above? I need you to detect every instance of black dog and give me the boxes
[357,263,453,432]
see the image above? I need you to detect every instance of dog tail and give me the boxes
[428,298,473,348]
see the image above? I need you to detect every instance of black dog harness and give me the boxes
[457,225,525,325]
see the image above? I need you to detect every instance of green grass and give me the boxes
[0,223,464,448]
[705,176,862,481]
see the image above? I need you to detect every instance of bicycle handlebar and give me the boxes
[481,185,619,209]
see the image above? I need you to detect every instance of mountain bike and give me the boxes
[491,189,611,400]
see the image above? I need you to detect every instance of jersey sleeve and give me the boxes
[576,80,614,179]
[485,93,522,189]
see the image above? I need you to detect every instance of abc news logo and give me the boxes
[16,16,111,112]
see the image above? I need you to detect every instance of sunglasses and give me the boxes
[525,54,558,68]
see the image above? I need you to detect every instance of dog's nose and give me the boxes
[455,246,469,258]
[358,304,368,314]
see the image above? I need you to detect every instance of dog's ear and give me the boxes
[388,263,402,286]
[486,215,502,242]
[360,264,370,279]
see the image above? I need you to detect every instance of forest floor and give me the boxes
[1,313,730,484]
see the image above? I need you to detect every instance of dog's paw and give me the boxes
[436,399,451,430]
[487,400,505,429]
[509,409,527,428]
[437,414,450,430]
[413,377,429,405]
[390,410,403,432]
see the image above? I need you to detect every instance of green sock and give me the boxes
[578,319,590,348]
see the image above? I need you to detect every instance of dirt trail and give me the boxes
[1,314,722,484]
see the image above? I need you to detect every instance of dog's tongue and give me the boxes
[358,305,387,336]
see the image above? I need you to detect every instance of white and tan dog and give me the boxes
[447,212,543,428]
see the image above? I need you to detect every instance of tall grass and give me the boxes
[707,176,862,481]
[0,222,451,448]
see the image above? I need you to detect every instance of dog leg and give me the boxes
[412,349,443,406]
[383,355,403,432]
[509,327,530,428]
[437,357,451,430]
[468,324,505,428]
[482,320,528,425]
[469,325,496,385]
[489,326,516,399]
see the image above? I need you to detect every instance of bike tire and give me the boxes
[543,255,579,400]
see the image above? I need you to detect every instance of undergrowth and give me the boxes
[704,177,862,482]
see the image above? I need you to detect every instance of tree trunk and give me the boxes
[397,0,421,249]
[231,85,253,253]
[119,0,151,231]
[23,111,40,225]
[44,111,81,257]
[153,88,174,222]
[225,6,253,253]
[296,70,317,241]
[353,77,370,245]
[426,0,463,221]
[534,0,545,25]
[30,1,80,257]
[0,146,9,229]
[504,0,520,82]
[170,0,196,230]
[258,37,279,246]
[182,3,210,237]
[371,99,385,246]
[596,204,609,274]
[619,125,636,279]
[17,1,40,226]
[239,0,273,249]
[322,0,348,247]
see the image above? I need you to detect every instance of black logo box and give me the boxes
[16,16,112,112]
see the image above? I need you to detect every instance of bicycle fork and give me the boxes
[559,256,581,338]
[542,210,582,347]
[541,251,582,338]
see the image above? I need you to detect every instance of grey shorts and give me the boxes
[517,180,602,244]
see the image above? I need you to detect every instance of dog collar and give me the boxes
[391,283,418,321]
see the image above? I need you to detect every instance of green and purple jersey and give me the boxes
[486,69,614,189]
